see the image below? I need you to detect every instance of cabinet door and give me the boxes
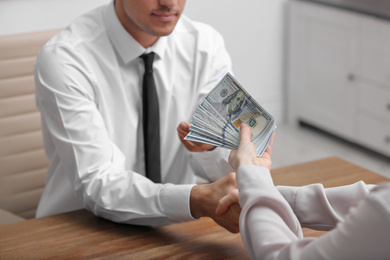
[289,2,358,138]
[356,16,390,89]
[356,17,390,156]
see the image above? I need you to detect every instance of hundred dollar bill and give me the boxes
[185,72,276,156]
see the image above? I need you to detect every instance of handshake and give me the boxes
[177,74,275,233]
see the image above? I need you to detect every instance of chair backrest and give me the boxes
[0,29,61,219]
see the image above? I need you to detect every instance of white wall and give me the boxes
[185,0,288,123]
[0,0,110,35]
[0,0,288,123]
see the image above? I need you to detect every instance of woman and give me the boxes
[216,124,390,259]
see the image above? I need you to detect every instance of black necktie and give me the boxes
[141,52,161,183]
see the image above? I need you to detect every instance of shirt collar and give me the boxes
[103,1,168,64]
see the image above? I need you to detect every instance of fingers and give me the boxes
[262,131,275,159]
[222,203,241,233]
[215,189,239,215]
[177,121,216,152]
[239,123,252,144]
[177,122,198,151]
[177,121,190,140]
[264,132,275,156]
[181,139,215,152]
[229,124,258,171]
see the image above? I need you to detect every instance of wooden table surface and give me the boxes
[0,157,388,259]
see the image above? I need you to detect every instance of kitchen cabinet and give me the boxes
[287,0,390,157]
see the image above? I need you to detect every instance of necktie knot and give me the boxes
[141,52,155,74]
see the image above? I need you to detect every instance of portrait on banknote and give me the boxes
[210,90,245,122]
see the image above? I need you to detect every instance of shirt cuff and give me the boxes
[161,183,197,223]
[236,165,300,211]
[276,186,300,212]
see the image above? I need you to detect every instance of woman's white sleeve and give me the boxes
[237,165,390,260]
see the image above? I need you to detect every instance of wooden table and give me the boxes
[0,157,388,259]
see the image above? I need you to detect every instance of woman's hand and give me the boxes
[216,124,275,215]
[215,188,239,215]
[228,124,274,172]
[177,121,216,152]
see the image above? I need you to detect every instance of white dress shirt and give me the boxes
[34,1,233,226]
[237,165,390,260]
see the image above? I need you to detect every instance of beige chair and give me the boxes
[0,29,61,225]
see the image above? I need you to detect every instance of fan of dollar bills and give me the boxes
[184,73,276,156]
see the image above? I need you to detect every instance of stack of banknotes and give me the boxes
[185,73,276,156]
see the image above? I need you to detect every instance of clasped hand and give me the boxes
[178,122,274,233]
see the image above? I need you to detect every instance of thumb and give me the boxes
[239,124,252,144]
[178,121,190,131]
[215,189,239,215]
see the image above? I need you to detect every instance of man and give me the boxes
[35,0,240,233]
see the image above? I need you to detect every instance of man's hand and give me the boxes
[177,122,216,152]
[190,172,241,233]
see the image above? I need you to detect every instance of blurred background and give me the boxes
[1,0,389,177]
